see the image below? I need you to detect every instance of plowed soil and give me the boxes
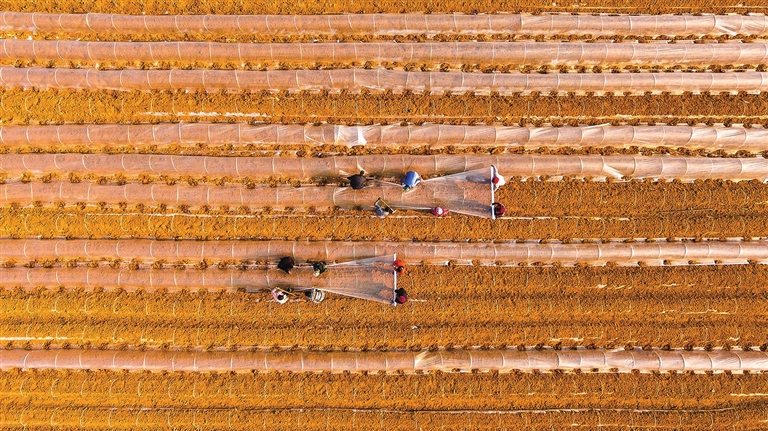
[2,6,768,431]
[0,370,767,430]
[1,265,767,350]
[1,0,767,15]
[5,89,768,126]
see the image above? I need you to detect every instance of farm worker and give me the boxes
[401,171,421,191]
[492,202,507,218]
[492,172,506,190]
[374,203,387,218]
[393,259,406,274]
[393,288,408,305]
[374,197,395,218]
[431,206,449,217]
[305,288,326,303]
[277,256,295,274]
[271,288,290,304]
[347,171,367,190]
[312,261,327,276]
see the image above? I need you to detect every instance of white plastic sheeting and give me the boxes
[6,67,768,94]
[0,255,398,303]
[2,12,767,37]
[1,239,766,266]
[3,40,768,66]
[335,167,497,218]
[1,348,766,373]
[2,123,766,151]
[2,154,767,181]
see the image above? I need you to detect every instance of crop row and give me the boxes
[3,238,767,266]
[3,264,767,303]
[2,369,767,411]
[6,154,768,183]
[0,402,759,430]
[0,123,766,153]
[2,176,767,218]
[5,89,768,125]
[4,12,766,38]
[11,68,768,95]
[1,269,765,348]
[0,0,765,15]
[6,40,768,67]
[4,208,768,241]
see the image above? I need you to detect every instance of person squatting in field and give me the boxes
[347,171,367,190]
[401,171,421,191]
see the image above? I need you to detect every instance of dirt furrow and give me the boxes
[0,1,767,16]
[0,401,760,430]
[3,208,768,241]
[3,264,767,313]
[1,299,764,349]
[4,89,768,126]
[1,370,767,411]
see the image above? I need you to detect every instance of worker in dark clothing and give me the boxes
[393,288,408,305]
[393,259,406,274]
[374,197,396,218]
[347,171,367,190]
[312,261,327,276]
[277,256,295,274]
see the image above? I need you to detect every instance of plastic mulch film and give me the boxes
[0,255,398,303]
[309,254,397,304]
[3,40,768,66]
[2,12,767,37]
[4,124,768,152]
[1,348,768,373]
[6,67,768,94]
[2,156,768,194]
[1,239,767,266]
[333,167,496,218]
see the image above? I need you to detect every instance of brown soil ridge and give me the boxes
[8,67,768,95]
[2,370,766,412]
[3,264,767,348]
[5,89,768,125]
[3,40,768,67]
[1,0,767,16]
[0,403,760,430]
[3,208,767,241]
[2,348,767,372]
[1,123,767,153]
[5,12,768,38]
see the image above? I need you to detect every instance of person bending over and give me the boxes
[347,171,367,190]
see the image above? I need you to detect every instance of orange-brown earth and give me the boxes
[2,6,768,430]
[1,265,767,350]
[4,89,768,127]
[1,0,767,15]
[0,370,767,429]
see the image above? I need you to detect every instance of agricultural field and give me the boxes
[1,1,768,430]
